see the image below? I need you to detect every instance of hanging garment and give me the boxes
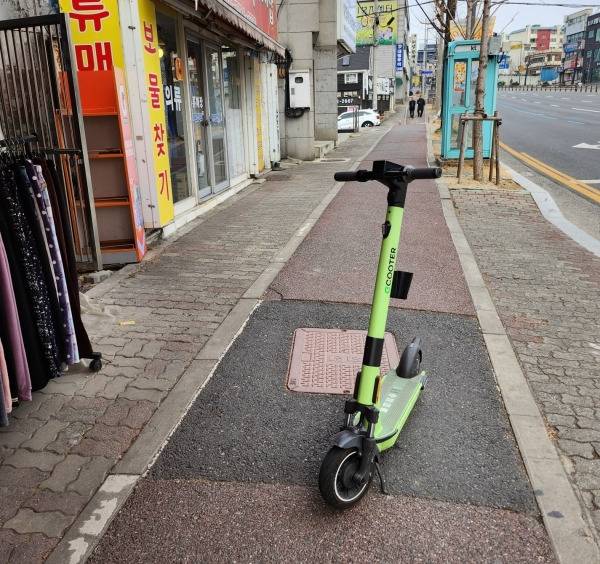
[19,163,66,365]
[0,338,12,416]
[0,231,31,401]
[26,161,79,364]
[39,158,93,359]
[0,166,60,387]
[0,348,8,427]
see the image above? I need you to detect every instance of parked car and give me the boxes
[337,109,381,131]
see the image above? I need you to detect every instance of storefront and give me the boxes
[59,0,284,261]
[140,0,284,235]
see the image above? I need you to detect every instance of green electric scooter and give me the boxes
[318,160,442,509]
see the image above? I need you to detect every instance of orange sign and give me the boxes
[59,0,124,71]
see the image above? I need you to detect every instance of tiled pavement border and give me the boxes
[44,125,395,564]
[426,122,600,563]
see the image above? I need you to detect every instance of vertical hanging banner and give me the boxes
[115,68,147,260]
[138,0,174,225]
[395,43,404,74]
[59,0,124,71]
[254,58,265,172]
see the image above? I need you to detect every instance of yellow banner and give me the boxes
[356,1,398,46]
[449,16,496,40]
[59,0,124,71]
[138,0,174,225]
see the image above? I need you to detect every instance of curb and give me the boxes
[502,163,600,258]
[426,121,600,563]
[46,120,398,564]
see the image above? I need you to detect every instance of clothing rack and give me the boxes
[0,134,38,155]
[0,14,101,271]
[0,133,103,376]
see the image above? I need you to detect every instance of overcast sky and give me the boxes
[410,0,600,42]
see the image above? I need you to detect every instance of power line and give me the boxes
[357,0,600,13]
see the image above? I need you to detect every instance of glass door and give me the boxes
[204,44,229,191]
[186,37,210,199]
[156,12,191,205]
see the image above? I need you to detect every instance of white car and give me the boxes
[337,109,381,131]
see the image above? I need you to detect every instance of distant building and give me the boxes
[583,12,600,82]
[502,25,564,78]
[562,9,593,83]
[417,42,438,65]
[338,47,371,111]
[336,0,412,113]
[525,50,563,83]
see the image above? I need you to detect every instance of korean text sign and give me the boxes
[138,0,174,226]
[59,0,124,71]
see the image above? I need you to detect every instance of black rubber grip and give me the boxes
[405,166,442,180]
[334,171,359,181]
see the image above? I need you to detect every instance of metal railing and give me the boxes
[499,84,600,93]
[0,14,101,270]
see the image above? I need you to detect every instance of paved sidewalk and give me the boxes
[453,187,600,541]
[0,121,394,562]
[91,122,554,562]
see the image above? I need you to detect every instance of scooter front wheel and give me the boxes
[319,446,372,509]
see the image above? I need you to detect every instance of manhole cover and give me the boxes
[286,328,400,394]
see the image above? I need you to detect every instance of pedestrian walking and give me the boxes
[408,94,416,119]
[417,95,426,118]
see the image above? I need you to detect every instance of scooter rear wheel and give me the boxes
[319,446,372,509]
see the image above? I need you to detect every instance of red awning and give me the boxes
[166,0,285,56]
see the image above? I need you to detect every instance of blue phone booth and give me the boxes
[441,40,499,159]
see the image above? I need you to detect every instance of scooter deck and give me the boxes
[375,369,426,451]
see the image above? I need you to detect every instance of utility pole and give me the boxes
[372,0,379,112]
[424,25,429,93]
[472,0,491,180]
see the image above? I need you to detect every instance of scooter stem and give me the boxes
[356,199,405,406]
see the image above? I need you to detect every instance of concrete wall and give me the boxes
[314,0,338,141]
[278,0,339,160]
[0,0,56,19]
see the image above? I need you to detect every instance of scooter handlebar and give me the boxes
[334,171,360,182]
[403,166,443,180]
[334,165,442,183]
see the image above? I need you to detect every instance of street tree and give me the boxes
[472,0,491,180]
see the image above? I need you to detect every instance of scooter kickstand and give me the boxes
[374,460,389,496]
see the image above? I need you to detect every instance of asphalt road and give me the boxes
[497,90,600,183]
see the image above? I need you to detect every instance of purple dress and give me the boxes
[0,231,31,401]
[25,162,79,364]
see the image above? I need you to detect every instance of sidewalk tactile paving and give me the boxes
[286,328,399,394]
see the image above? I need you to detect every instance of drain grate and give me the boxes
[266,173,292,181]
[286,328,399,394]
[316,157,350,163]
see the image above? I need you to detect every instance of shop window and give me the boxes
[157,12,190,205]
[222,47,245,179]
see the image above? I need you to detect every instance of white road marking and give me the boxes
[572,107,600,113]
[534,101,541,104]
[579,179,600,184]
[573,142,600,150]
[583,100,593,103]
[551,104,559,107]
